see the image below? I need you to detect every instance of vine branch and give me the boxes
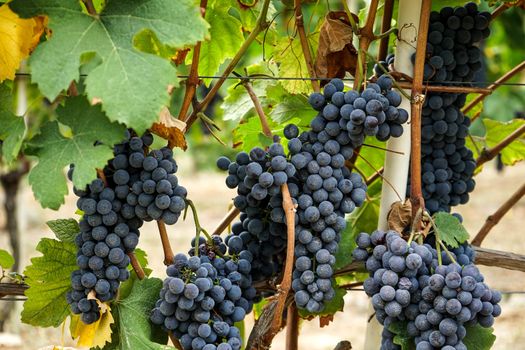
[242,79,273,137]
[377,0,394,61]
[354,0,380,90]
[285,303,299,350]
[294,0,320,92]
[491,0,523,21]
[81,0,97,16]
[178,0,208,120]
[127,252,145,280]
[185,0,271,128]
[472,182,525,246]
[475,123,525,168]
[212,206,240,236]
[157,220,175,265]
[409,0,432,219]
[463,60,525,117]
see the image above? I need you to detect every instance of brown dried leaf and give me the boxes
[319,314,334,327]
[150,107,187,150]
[315,11,358,82]
[334,340,352,350]
[387,200,412,236]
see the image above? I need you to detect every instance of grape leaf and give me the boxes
[269,94,317,124]
[70,301,114,348]
[463,324,496,350]
[46,219,79,243]
[0,249,15,269]
[10,0,209,133]
[21,238,77,327]
[433,212,469,248]
[197,0,243,86]
[355,137,387,178]
[233,115,301,152]
[0,83,25,164]
[335,195,380,271]
[272,34,318,94]
[27,96,126,209]
[483,118,525,166]
[388,321,416,350]
[101,277,170,350]
[222,80,272,121]
[0,4,44,82]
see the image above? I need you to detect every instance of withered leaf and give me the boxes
[387,200,412,235]
[315,11,358,82]
[150,107,188,150]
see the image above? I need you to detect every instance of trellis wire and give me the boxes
[13,72,525,87]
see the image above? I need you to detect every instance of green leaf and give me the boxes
[102,278,170,350]
[21,238,77,327]
[27,96,126,209]
[222,80,271,121]
[433,212,469,249]
[0,83,25,164]
[46,218,79,243]
[233,115,300,152]
[252,298,269,320]
[484,118,525,166]
[355,137,387,178]
[197,0,243,86]
[388,321,416,350]
[272,34,318,94]
[463,324,496,350]
[0,249,15,269]
[335,195,380,271]
[269,94,317,124]
[298,286,346,318]
[10,0,209,133]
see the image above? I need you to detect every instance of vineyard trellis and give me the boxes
[0,0,524,349]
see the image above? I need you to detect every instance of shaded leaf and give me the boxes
[315,11,358,81]
[222,80,271,121]
[10,0,209,133]
[150,107,187,150]
[433,212,469,248]
[27,96,126,209]
[0,83,25,164]
[463,324,496,350]
[0,249,15,269]
[21,238,77,327]
[46,219,79,243]
[484,118,525,166]
[388,321,416,350]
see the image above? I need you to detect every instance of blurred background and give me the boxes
[0,0,524,349]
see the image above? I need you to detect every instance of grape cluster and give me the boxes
[118,141,187,224]
[307,76,409,146]
[353,231,501,350]
[67,131,188,324]
[216,144,294,282]
[151,236,256,350]
[420,3,490,83]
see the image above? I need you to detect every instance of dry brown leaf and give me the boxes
[315,11,358,83]
[319,314,334,327]
[150,107,188,150]
[387,200,412,235]
[334,340,353,350]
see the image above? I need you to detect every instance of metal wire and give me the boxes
[13,72,525,87]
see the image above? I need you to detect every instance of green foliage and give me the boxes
[468,118,525,166]
[27,96,126,209]
[9,0,209,133]
[388,321,416,350]
[433,212,469,249]
[463,324,496,350]
[101,278,170,350]
[0,84,25,164]
[21,238,77,327]
[46,218,79,243]
[233,115,297,152]
[222,80,271,122]
[197,0,244,86]
[0,249,15,269]
[269,94,317,124]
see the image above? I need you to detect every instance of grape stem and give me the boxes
[241,78,273,138]
[177,0,208,120]
[81,0,97,15]
[269,184,296,337]
[168,332,183,350]
[425,212,458,265]
[285,303,299,350]
[293,0,320,92]
[354,0,380,90]
[127,252,145,280]
[156,220,175,266]
[472,182,525,246]
[184,199,217,257]
[211,206,240,236]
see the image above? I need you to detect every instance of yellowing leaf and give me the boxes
[70,300,114,348]
[0,4,44,81]
[150,107,187,150]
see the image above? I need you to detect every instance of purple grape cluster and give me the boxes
[353,230,501,350]
[151,236,256,350]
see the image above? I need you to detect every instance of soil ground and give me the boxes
[0,159,524,350]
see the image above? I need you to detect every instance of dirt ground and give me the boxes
[0,158,524,350]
